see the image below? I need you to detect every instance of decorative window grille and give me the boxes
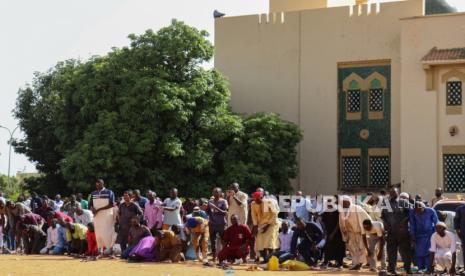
[447,81,462,106]
[369,88,383,112]
[444,154,465,192]
[347,90,361,113]
[341,156,361,188]
[369,156,389,187]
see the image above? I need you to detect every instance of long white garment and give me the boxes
[443,211,463,267]
[430,231,456,270]
[339,204,372,265]
[93,200,116,249]
[227,191,248,226]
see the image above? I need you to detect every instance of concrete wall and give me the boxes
[400,13,465,199]
[215,0,424,195]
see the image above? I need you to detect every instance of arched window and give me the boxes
[369,79,383,112]
[347,80,361,113]
[366,72,387,120]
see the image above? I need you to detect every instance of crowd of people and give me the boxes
[0,180,463,275]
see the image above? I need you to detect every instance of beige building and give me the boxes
[214,0,465,199]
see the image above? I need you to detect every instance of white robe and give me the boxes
[93,199,117,249]
[339,204,372,265]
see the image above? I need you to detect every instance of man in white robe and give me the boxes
[339,195,372,270]
[428,221,456,274]
[226,183,248,226]
[90,179,117,256]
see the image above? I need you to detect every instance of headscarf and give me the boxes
[186,217,199,228]
[252,191,263,201]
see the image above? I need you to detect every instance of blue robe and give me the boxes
[409,207,438,270]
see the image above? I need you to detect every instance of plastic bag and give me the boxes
[267,256,279,271]
[281,260,310,271]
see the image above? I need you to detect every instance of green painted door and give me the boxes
[338,64,391,190]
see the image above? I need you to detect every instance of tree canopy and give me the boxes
[14,20,302,197]
[425,0,457,15]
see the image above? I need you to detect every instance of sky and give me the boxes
[0,0,464,176]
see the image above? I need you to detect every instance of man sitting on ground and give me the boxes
[274,220,294,263]
[121,217,151,259]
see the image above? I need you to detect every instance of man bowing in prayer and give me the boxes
[89,179,117,257]
[339,195,372,270]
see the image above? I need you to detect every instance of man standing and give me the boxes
[89,179,116,256]
[54,195,64,212]
[0,198,6,252]
[362,219,386,272]
[381,187,413,275]
[226,183,248,226]
[76,193,88,210]
[30,192,43,214]
[133,190,148,210]
[291,191,311,222]
[453,202,465,267]
[251,191,279,263]
[162,188,182,230]
[409,201,438,272]
[339,195,372,270]
[431,188,446,207]
[116,190,143,251]
[321,196,345,269]
[207,187,228,261]
[144,191,163,232]
[62,194,81,218]
[428,222,456,275]
[218,214,252,265]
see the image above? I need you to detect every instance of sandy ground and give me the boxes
[0,255,378,276]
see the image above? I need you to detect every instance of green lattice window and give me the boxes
[447,81,462,106]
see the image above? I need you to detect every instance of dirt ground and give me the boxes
[0,255,377,276]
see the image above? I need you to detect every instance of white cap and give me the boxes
[436,221,447,229]
[399,192,409,198]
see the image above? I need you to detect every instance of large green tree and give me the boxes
[425,0,457,15]
[14,20,302,197]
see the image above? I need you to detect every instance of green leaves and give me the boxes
[14,20,302,197]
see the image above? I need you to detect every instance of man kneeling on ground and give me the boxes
[218,214,252,266]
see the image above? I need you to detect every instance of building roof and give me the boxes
[422,47,465,62]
